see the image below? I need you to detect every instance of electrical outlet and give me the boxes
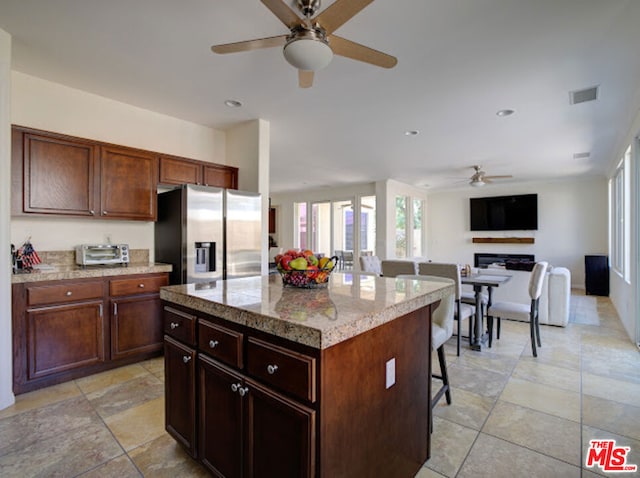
[385,358,396,389]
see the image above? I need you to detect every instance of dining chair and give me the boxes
[397,274,455,431]
[359,255,382,275]
[486,261,548,356]
[380,260,417,277]
[417,262,475,356]
[342,250,354,269]
[334,250,344,269]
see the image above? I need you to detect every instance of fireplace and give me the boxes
[474,253,535,270]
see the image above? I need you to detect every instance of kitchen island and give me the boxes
[160,272,453,478]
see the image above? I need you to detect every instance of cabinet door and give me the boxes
[203,164,238,189]
[27,301,105,380]
[111,295,163,360]
[244,377,316,478]
[159,156,202,185]
[100,146,157,220]
[20,131,99,216]
[199,355,244,478]
[164,335,197,457]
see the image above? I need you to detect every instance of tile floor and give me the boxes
[0,290,638,477]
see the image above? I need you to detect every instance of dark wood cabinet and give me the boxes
[159,155,238,189]
[100,146,157,220]
[164,335,197,457]
[27,300,106,380]
[268,208,276,234]
[13,129,99,217]
[12,272,169,394]
[585,255,609,296]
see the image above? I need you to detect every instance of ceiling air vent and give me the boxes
[573,152,591,159]
[569,86,599,105]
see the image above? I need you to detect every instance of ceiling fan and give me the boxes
[211,0,397,88]
[469,165,513,187]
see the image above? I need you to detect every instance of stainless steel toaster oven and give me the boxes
[76,244,130,266]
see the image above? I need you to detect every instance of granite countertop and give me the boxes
[160,273,454,349]
[11,262,172,284]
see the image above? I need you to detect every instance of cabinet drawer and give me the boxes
[198,320,243,369]
[110,274,168,296]
[27,280,103,307]
[164,305,196,346]
[247,337,316,403]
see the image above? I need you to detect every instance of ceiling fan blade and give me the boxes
[316,0,374,34]
[299,70,314,88]
[328,35,397,68]
[260,0,301,29]
[211,35,287,54]
[484,175,513,180]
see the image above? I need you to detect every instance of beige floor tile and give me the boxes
[511,360,581,393]
[0,381,81,420]
[581,337,640,384]
[104,397,165,452]
[0,420,122,477]
[519,343,582,371]
[482,400,581,465]
[427,417,478,477]
[583,372,640,408]
[129,434,209,478]
[432,386,495,431]
[76,454,142,478]
[499,377,581,422]
[583,395,640,441]
[457,433,581,478]
[447,362,510,399]
[455,350,519,376]
[86,374,164,419]
[75,363,150,395]
[414,465,447,477]
[139,356,164,376]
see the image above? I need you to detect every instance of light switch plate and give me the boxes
[386,358,396,389]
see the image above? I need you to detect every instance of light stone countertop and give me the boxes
[11,262,172,284]
[160,273,454,349]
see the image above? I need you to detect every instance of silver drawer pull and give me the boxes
[65,291,72,296]
[238,386,249,397]
[267,364,278,375]
[182,355,191,364]
[209,340,219,349]
[231,383,241,392]
[138,283,145,288]
[170,322,179,329]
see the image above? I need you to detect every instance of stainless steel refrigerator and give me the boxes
[155,184,262,285]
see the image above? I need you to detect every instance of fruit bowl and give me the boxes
[276,252,339,289]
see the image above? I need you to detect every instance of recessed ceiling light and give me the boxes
[224,99,242,108]
[404,130,419,136]
[496,109,515,117]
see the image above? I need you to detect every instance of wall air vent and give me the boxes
[573,152,591,159]
[569,86,599,105]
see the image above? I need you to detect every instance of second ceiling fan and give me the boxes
[211,0,398,88]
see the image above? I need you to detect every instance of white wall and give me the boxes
[608,107,640,343]
[0,29,15,409]
[11,72,227,257]
[426,178,608,288]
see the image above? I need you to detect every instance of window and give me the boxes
[611,145,631,281]
[311,201,331,256]
[395,196,407,257]
[294,202,307,250]
[412,198,424,257]
[360,195,376,256]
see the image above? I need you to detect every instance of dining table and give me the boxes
[461,273,512,351]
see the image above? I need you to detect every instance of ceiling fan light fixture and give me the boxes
[283,29,333,71]
[470,180,485,187]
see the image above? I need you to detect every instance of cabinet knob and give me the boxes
[170,322,180,329]
[267,364,278,375]
[138,283,145,288]
[209,340,219,349]
[103,211,108,215]
[231,383,241,393]
[90,210,95,215]
[65,291,72,296]
[182,355,191,364]
[238,386,249,397]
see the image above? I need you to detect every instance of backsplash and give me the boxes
[38,249,150,266]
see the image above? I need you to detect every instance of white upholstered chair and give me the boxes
[417,262,475,356]
[397,274,455,426]
[381,260,417,277]
[359,255,382,275]
[487,261,549,357]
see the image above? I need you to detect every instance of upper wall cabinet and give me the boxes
[159,155,238,189]
[12,126,157,221]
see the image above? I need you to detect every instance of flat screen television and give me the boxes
[470,194,538,231]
